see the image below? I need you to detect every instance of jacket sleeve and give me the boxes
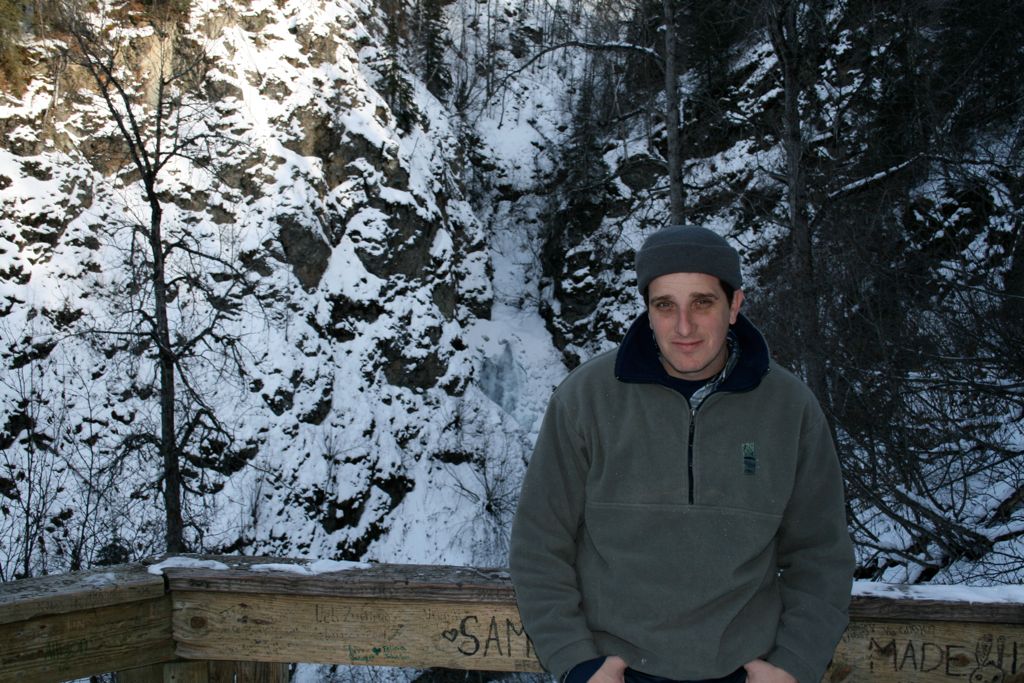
[508,391,601,678]
[765,403,855,683]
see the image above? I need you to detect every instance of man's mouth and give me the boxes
[672,340,701,352]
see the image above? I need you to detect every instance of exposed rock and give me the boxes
[276,214,331,290]
[618,153,665,192]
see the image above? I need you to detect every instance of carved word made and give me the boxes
[857,631,1023,680]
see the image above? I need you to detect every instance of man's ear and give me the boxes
[730,289,746,324]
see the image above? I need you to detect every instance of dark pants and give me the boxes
[565,659,746,683]
[625,666,747,683]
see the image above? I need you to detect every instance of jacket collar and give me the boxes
[613,310,770,393]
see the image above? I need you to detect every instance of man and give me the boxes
[509,225,854,683]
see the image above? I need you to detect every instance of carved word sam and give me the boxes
[441,615,534,660]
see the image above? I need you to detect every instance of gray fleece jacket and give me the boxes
[508,313,854,683]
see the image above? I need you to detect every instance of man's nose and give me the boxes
[675,309,694,336]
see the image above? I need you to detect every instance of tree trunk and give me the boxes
[663,0,685,224]
[767,0,828,406]
[149,198,184,553]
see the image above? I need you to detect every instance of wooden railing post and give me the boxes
[117,660,289,683]
[116,662,165,682]
[0,562,174,681]
[207,660,290,683]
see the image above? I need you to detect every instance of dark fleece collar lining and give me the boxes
[614,311,770,394]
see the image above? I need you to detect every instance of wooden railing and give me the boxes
[2,555,1023,682]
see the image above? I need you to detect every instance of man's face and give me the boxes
[647,272,744,381]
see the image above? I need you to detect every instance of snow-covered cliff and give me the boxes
[0,0,582,576]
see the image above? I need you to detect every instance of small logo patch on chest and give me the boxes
[742,442,757,474]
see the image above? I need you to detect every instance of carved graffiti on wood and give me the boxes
[169,589,1024,680]
[439,614,534,660]
[865,634,1016,678]
[832,623,1024,683]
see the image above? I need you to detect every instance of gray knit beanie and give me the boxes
[635,225,742,295]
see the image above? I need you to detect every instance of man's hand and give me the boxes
[587,655,629,683]
[744,659,796,683]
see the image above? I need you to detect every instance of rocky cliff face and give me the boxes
[0,0,557,572]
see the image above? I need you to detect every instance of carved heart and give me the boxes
[441,629,459,642]
[372,647,381,655]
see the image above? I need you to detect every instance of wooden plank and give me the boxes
[119,660,290,683]
[172,590,542,673]
[0,595,176,681]
[850,596,1024,625]
[0,561,166,625]
[165,559,1024,681]
[163,661,209,682]
[171,585,1024,682]
[163,563,516,604]
[164,559,1024,624]
[828,619,1024,683]
[117,662,166,683]
[207,660,290,683]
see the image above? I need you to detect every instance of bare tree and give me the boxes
[762,0,829,404]
[55,0,249,553]
[745,0,1024,581]
[0,345,65,579]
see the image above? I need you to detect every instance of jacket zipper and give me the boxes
[687,405,697,504]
